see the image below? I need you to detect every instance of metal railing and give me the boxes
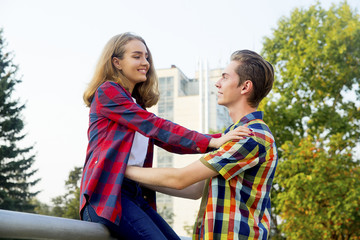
[0,209,191,240]
[0,209,116,239]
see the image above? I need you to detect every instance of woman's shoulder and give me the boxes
[97,81,132,100]
[99,81,127,94]
[99,81,121,90]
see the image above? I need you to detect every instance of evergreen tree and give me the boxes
[0,28,39,212]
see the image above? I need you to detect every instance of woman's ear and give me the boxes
[112,57,122,70]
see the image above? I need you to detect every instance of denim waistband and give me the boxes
[122,177,141,197]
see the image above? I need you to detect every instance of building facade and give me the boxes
[148,63,232,237]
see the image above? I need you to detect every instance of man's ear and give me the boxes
[112,57,122,70]
[240,80,253,94]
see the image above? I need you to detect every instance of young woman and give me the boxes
[79,32,251,240]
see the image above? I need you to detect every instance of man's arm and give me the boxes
[126,160,218,190]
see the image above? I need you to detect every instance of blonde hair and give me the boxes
[83,32,159,108]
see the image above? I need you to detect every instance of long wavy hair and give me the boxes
[83,32,159,108]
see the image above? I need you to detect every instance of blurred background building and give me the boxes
[148,62,232,236]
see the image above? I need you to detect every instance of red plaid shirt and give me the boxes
[79,81,215,225]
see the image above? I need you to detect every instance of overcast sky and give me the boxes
[1,0,359,204]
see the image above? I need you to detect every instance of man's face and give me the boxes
[215,61,243,108]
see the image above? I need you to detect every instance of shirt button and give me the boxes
[196,147,200,152]
[95,160,98,164]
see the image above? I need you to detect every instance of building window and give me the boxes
[156,77,175,224]
[179,77,187,96]
[158,77,174,121]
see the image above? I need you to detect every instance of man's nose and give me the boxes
[215,79,221,88]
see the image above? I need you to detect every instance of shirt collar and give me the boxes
[234,111,264,126]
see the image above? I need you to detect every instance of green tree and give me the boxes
[50,166,82,219]
[30,198,51,216]
[262,2,360,149]
[62,166,81,219]
[278,136,360,239]
[260,2,360,239]
[0,28,39,212]
[50,196,66,217]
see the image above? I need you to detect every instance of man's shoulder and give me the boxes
[246,119,275,146]
[247,119,270,132]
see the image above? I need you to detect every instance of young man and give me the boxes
[126,50,278,240]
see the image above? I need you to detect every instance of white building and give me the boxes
[148,63,232,237]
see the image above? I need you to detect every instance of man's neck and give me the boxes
[228,102,257,124]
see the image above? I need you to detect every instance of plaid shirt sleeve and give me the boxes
[97,81,211,153]
[154,133,222,154]
[200,128,274,180]
[200,137,260,180]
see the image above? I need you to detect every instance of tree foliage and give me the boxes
[0,28,39,212]
[278,136,360,239]
[262,2,360,149]
[260,2,360,239]
[48,166,82,219]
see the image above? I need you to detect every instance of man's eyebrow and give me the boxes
[222,73,229,78]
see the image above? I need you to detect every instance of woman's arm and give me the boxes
[153,133,222,154]
[154,126,252,154]
[97,82,211,153]
[141,180,206,200]
[97,82,252,152]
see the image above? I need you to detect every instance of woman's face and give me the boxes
[113,39,150,92]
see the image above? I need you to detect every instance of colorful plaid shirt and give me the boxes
[79,81,213,225]
[194,111,278,240]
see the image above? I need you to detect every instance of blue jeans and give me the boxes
[82,178,180,240]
